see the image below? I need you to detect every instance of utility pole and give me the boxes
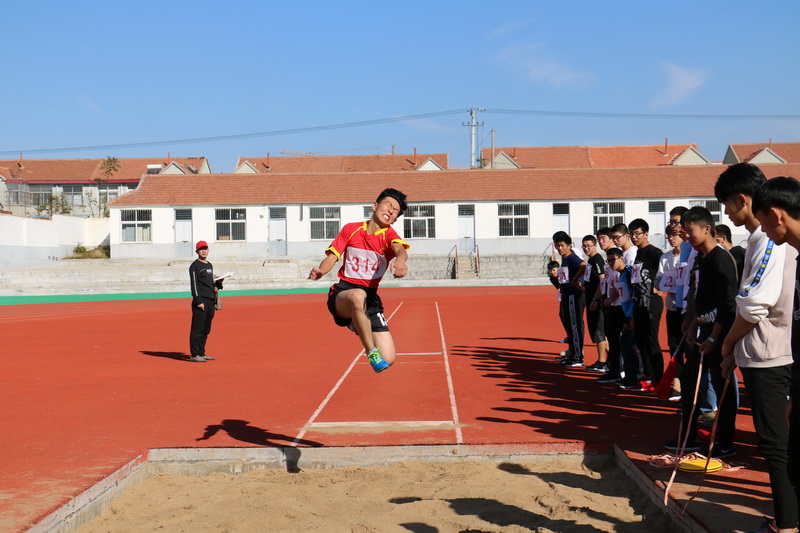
[463,108,484,168]
[490,128,495,169]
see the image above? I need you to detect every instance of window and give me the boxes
[458,204,475,216]
[216,208,246,241]
[175,208,192,221]
[649,201,666,213]
[121,209,152,242]
[593,202,625,233]
[62,185,83,208]
[98,184,119,204]
[690,199,721,224]
[30,185,52,207]
[363,206,373,219]
[498,203,529,236]
[270,207,286,219]
[552,203,570,215]
[403,205,436,239]
[146,164,162,175]
[309,206,340,240]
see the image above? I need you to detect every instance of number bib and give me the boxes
[343,247,387,281]
[557,267,569,284]
[660,270,676,293]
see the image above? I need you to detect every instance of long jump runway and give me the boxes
[0,286,774,532]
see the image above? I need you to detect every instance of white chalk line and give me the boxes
[291,302,404,445]
[436,301,463,444]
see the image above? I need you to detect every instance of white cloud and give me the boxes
[485,19,534,40]
[652,63,709,108]
[494,40,594,88]
[76,94,112,118]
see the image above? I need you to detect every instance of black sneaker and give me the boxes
[664,439,701,453]
[711,443,736,459]
[617,378,637,389]
[586,361,607,372]
[597,373,622,383]
[668,388,681,402]
[562,358,584,367]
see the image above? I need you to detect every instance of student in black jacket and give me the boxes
[664,207,739,458]
[189,240,222,362]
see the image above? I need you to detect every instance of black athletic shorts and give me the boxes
[586,299,607,344]
[326,280,389,333]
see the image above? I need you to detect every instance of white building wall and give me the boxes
[108,196,746,263]
[0,214,110,268]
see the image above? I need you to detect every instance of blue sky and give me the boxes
[2,1,798,171]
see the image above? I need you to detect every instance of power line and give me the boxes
[0,109,467,156]
[484,108,800,120]
[3,106,798,156]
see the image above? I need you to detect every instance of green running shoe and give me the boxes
[367,348,389,373]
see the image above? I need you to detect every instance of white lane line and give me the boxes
[308,421,455,429]
[291,302,405,446]
[396,352,443,356]
[436,301,463,444]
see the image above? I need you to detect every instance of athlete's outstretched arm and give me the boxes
[309,252,338,280]
[390,243,408,278]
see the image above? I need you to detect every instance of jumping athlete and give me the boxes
[308,188,410,373]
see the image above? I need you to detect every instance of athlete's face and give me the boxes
[197,247,209,260]
[372,197,401,226]
[554,241,571,257]
[597,234,612,251]
[683,221,711,250]
[666,231,684,249]
[630,229,648,247]
[721,196,747,227]
[581,240,596,255]
[755,207,788,245]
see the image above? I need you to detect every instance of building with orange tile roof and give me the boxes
[107,163,800,261]
[723,142,800,165]
[480,143,710,169]
[233,152,448,173]
[1,156,211,217]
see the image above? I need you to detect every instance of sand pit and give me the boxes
[74,459,681,532]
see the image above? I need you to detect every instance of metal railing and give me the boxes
[446,245,458,279]
[468,245,481,277]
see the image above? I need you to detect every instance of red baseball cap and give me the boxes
[196,240,209,250]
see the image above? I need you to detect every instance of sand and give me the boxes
[75,459,681,533]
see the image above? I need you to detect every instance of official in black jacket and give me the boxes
[189,240,221,362]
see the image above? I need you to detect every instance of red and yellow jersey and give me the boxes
[326,221,410,288]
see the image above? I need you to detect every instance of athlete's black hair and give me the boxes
[714,162,767,203]
[610,223,629,236]
[552,231,572,245]
[376,188,408,215]
[681,206,715,231]
[597,227,612,237]
[628,218,649,233]
[715,223,732,242]
[752,176,800,219]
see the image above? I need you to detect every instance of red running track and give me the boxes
[0,286,773,532]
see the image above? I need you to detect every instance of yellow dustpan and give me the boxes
[678,458,723,473]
